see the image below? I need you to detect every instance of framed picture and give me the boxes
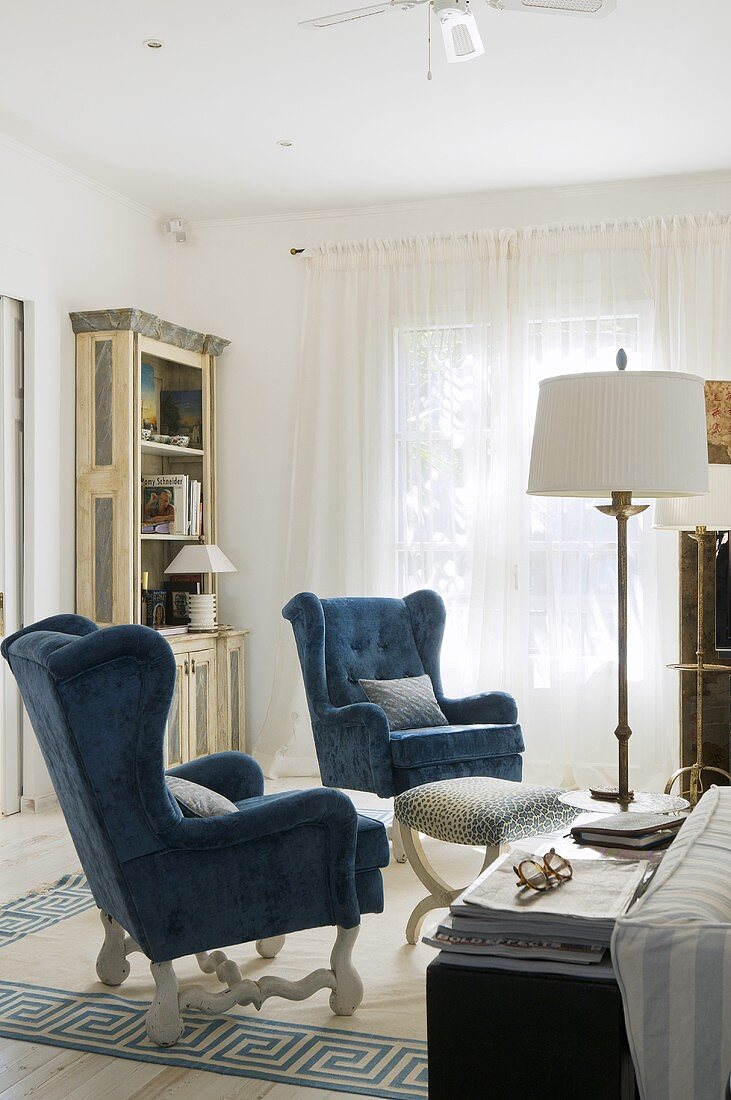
[141,361,158,432]
[160,389,203,449]
[705,380,731,464]
[164,576,202,626]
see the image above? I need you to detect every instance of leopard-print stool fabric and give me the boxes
[394,777,576,846]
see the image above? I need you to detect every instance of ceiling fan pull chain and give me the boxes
[427,1,433,80]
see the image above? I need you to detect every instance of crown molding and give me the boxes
[189,170,731,231]
[0,131,163,222]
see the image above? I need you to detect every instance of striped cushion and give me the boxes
[612,786,731,1100]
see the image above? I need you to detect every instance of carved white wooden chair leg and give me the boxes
[390,817,408,864]
[146,961,183,1046]
[96,910,141,986]
[328,925,363,1016]
[256,935,286,958]
[401,826,500,945]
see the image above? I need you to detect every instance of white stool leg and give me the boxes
[401,828,500,945]
[390,817,408,864]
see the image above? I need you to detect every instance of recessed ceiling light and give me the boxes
[276,139,294,148]
[144,39,164,49]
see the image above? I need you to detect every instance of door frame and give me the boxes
[0,296,24,816]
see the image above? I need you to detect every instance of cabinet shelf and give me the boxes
[142,440,205,458]
[140,534,201,541]
[668,662,731,674]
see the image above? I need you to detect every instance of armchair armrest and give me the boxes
[163,785,357,852]
[316,702,395,798]
[166,751,264,803]
[439,690,518,726]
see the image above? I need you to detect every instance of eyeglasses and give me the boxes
[513,848,573,892]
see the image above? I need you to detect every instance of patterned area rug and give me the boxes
[0,843,484,1097]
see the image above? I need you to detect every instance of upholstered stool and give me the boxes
[394,777,578,943]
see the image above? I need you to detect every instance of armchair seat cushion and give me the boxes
[354,813,391,871]
[389,723,525,770]
[232,795,390,873]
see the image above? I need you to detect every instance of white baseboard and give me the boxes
[21,792,59,813]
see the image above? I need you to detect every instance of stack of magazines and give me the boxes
[424,849,659,971]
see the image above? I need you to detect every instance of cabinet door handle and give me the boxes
[191,658,196,674]
[184,659,189,675]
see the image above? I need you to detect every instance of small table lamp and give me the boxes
[164,543,237,632]
[528,353,708,811]
[654,463,731,805]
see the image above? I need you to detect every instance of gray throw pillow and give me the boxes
[359,674,448,732]
[165,775,238,818]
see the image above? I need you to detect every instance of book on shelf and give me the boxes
[141,475,203,536]
[570,812,685,851]
[153,624,189,637]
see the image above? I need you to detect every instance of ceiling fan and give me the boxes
[299,0,616,66]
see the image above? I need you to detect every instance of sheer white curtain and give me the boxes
[256,215,731,792]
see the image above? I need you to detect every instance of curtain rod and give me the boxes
[290,248,306,256]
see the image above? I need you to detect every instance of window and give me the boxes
[395,324,489,674]
[395,311,649,693]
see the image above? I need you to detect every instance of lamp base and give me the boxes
[559,789,689,814]
[186,593,218,633]
[589,785,635,803]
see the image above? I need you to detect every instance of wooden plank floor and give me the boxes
[0,784,389,1099]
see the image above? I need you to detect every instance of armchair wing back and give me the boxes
[284,590,524,798]
[1,615,177,942]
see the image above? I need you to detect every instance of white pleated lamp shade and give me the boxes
[528,370,709,499]
[164,543,237,574]
[653,464,731,530]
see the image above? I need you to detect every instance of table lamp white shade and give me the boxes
[164,543,237,574]
[528,370,709,498]
[653,464,731,531]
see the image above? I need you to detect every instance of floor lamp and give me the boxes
[528,354,708,812]
[653,463,731,806]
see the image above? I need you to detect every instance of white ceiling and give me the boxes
[0,0,729,220]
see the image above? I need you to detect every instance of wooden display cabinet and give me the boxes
[72,309,247,762]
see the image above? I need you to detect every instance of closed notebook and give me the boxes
[570,812,685,840]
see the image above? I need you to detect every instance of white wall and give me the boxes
[0,134,174,803]
[5,141,731,793]
[171,171,731,760]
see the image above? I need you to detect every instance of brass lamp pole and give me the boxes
[665,526,731,806]
[591,491,648,804]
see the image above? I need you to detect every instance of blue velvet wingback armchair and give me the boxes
[2,615,389,1045]
[283,589,524,798]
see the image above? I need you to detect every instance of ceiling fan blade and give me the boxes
[299,3,396,29]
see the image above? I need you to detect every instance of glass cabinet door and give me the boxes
[165,652,188,768]
[187,644,217,760]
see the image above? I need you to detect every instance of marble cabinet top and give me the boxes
[70,308,230,357]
